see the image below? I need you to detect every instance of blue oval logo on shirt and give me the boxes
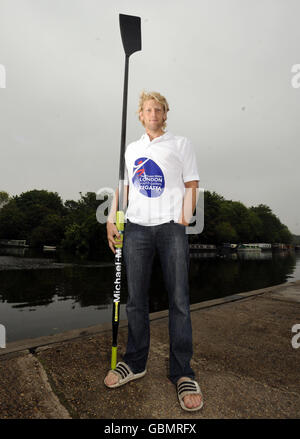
[132,157,165,198]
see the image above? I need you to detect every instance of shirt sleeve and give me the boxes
[182,138,200,183]
[124,163,129,186]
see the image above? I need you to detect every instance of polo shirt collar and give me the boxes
[141,131,173,145]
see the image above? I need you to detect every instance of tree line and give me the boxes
[0,189,294,259]
[198,191,293,245]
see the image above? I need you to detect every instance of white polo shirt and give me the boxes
[124,131,199,226]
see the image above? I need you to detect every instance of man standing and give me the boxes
[104,91,203,411]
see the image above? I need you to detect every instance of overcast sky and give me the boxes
[1,0,300,234]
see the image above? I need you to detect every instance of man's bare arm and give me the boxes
[178,180,199,226]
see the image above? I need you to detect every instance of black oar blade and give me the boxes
[119,14,141,57]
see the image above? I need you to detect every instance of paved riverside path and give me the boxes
[1,281,300,419]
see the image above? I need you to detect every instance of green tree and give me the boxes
[64,191,101,226]
[194,192,292,245]
[0,191,10,209]
[15,190,65,230]
[0,199,26,239]
[61,213,107,259]
[200,191,224,243]
[219,200,260,243]
[278,225,293,244]
[30,214,67,248]
[215,221,238,243]
[0,190,66,245]
[250,204,291,243]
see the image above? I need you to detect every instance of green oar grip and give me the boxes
[111,346,117,370]
[115,210,124,249]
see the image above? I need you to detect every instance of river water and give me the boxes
[1,247,299,343]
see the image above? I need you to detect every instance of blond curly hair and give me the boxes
[138,90,170,129]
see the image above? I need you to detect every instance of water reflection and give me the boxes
[189,250,297,304]
[0,247,27,257]
[0,247,299,342]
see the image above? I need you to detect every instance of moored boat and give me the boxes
[237,244,262,252]
[0,239,28,247]
[43,245,57,251]
[189,244,217,251]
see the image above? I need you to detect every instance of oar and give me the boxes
[111,14,142,370]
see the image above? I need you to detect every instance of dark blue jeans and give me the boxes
[122,220,195,384]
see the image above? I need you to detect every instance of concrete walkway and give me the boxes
[1,281,300,419]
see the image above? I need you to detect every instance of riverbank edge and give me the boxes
[1,280,297,359]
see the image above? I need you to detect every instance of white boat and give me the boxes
[255,243,272,250]
[43,245,57,251]
[0,239,28,247]
[189,244,217,251]
[237,244,261,252]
